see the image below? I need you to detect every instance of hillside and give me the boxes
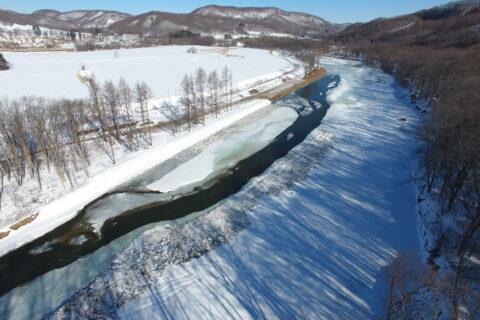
[0,9,131,30]
[108,5,339,38]
[0,5,340,38]
[332,0,480,48]
[330,2,480,318]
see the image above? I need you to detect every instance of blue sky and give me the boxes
[0,0,455,23]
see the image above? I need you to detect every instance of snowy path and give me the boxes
[117,57,421,319]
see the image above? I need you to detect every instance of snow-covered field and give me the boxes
[0,55,423,319]
[0,46,293,99]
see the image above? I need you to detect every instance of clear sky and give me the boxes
[0,0,455,23]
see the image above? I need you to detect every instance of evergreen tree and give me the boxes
[0,53,9,71]
[32,25,41,36]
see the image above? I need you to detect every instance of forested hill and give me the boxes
[331,0,480,48]
[327,1,480,319]
[0,5,340,39]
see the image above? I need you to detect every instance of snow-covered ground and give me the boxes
[0,98,273,257]
[0,46,303,255]
[0,46,293,99]
[0,55,423,319]
[11,57,423,320]
[115,57,421,319]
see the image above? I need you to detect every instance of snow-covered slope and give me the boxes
[0,9,131,30]
[52,10,129,28]
[109,5,339,38]
[193,5,326,28]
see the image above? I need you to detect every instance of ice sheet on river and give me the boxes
[83,105,297,233]
[147,106,298,193]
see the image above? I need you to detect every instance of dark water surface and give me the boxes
[0,74,340,297]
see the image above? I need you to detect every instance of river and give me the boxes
[0,74,340,299]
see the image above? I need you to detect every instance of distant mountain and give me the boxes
[0,10,31,26]
[0,5,339,38]
[109,5,339,38]
[331,0,480,48]
[193,5,334,35]
[0,9,131,30]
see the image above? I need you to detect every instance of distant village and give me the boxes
[0,21,310,51]
[0,24,141,50]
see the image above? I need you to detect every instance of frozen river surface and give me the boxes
[0,57,421,320]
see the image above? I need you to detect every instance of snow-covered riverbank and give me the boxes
[40,57,423,319]
[0,96,306,320]
[0,99,274,257]
[118,58,421,319]
[0,46,302,256]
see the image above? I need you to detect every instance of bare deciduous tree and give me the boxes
[102,80,122,140]
[207,70,220,117]
[134,81,153,145]
[180,75,193,130]
[195,68,207,125]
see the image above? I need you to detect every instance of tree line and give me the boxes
[0,77,153,190]
[382,251,479,320]
[337,42,480,319]
[332,1,480,49]
[0,66,236,196]
[240,37,326,78]
[161,66,234,134]
[240,36,328,53]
